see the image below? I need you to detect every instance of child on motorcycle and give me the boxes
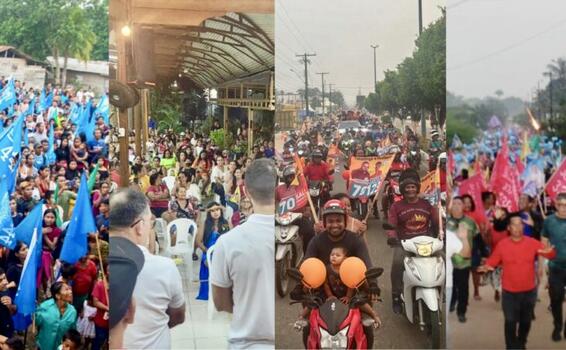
[296,246,381,329]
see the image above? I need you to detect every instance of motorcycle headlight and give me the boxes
[414,242,433,257]
[406,258,422,281]
[320,326,349,350]
[310,188,320,196]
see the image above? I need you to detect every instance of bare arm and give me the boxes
[212,285,234,313]
[166,303,186,328]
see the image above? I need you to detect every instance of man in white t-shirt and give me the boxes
[109,189,186,349]
[446,223,470,348]
[211,159,276,349]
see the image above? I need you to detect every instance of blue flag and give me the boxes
[93,94,110,125]
[14,224,40,317]
[68,103,81,125]
[0,179,15,249]
[38,89,46,113]
[0,122,15,175]
[11,114,24,157]
[59,173,96,264]
[43,90,53,110]
[14,201,44,246]
[25,96,35,117]
[0,78,16,111]
[46,123,56,165]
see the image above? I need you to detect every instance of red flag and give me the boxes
[459,174,487,221]
[490,140,519,212]
[545,158,566,201]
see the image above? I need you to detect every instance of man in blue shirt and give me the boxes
[541,192,566,341]
[88,129,106,163]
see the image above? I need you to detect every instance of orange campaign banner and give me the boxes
[348,155,395,198]
[278,154,309,215]
[421,169,440,205]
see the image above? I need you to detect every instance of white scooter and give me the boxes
[384,224,445,349]
[275,212,303,297]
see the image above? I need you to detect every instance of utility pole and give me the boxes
[296,53,316,117]
[371,45,379,93]
[418,0,423,34]
[418,0,425,137]
[328,83,334,114]
[317,72,329,117]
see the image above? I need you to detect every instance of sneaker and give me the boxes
[449,304,456,313]
[392,296,403,314]
[192,252,198,261]
[457,314,467,323]
[552,327,561,341]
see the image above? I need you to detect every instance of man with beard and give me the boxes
[351,161,371,180]
[387,169,439,314]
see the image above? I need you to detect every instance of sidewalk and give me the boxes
[166,250,232,349]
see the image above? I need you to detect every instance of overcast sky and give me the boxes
[275,0,445,105]
[447,0,566,100]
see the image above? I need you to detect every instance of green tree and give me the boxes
[0,0,106,84]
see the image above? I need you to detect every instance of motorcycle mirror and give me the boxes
[287,268,304,282]
[382,222,396,230]
[365,267,384,279]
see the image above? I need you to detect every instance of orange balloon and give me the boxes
[299,258,326,289]
[339,257,367,289]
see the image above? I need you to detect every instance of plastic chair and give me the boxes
[166,218,197,281]
[207,244,218,320]
[154,218,167,253]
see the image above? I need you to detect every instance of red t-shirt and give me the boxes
[147,184,169,208]
[387,199,439,239]
[73,260,97,295]
[486,236,555,292]
[92,280,108,328]
[304,162,330,182]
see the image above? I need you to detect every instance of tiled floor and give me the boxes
[167,251,232,349]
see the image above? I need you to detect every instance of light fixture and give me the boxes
[121,25,131,37]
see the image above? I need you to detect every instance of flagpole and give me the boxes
[537,196,547,218]
[95,234,109,304]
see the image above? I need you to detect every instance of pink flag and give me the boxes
[459,174,487,221]
[490,140,520,212]
[545,158,566,201]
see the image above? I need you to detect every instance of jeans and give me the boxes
[391,246,409,296]
[450,267,470,316]
[549,266,566,330]
[502,289,536,350]
[92,325,108,350]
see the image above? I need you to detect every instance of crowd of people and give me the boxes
[106,116,277,348]
[275,111,445,348]
[0,78,110,350]
[448,118,566,349]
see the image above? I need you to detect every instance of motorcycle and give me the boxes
[288,266,384,349]
[406,147,421,170]
[275,212,303,297]
[381,169,404,218]
[383,223,445,349]
[308,180,329,215]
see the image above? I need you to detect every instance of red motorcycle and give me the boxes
[289,266,383,349]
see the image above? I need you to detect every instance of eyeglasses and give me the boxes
[130,218,144,227]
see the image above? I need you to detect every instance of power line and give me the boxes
[448,17,566,71]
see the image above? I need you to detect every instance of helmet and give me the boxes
[399,169,421,194]
[312,150,323,158]
[282,165,296,178]
[439,152,447,160]
[322,199,347,222]
[431,130,439,137]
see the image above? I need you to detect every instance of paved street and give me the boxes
[448,279,564,349]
